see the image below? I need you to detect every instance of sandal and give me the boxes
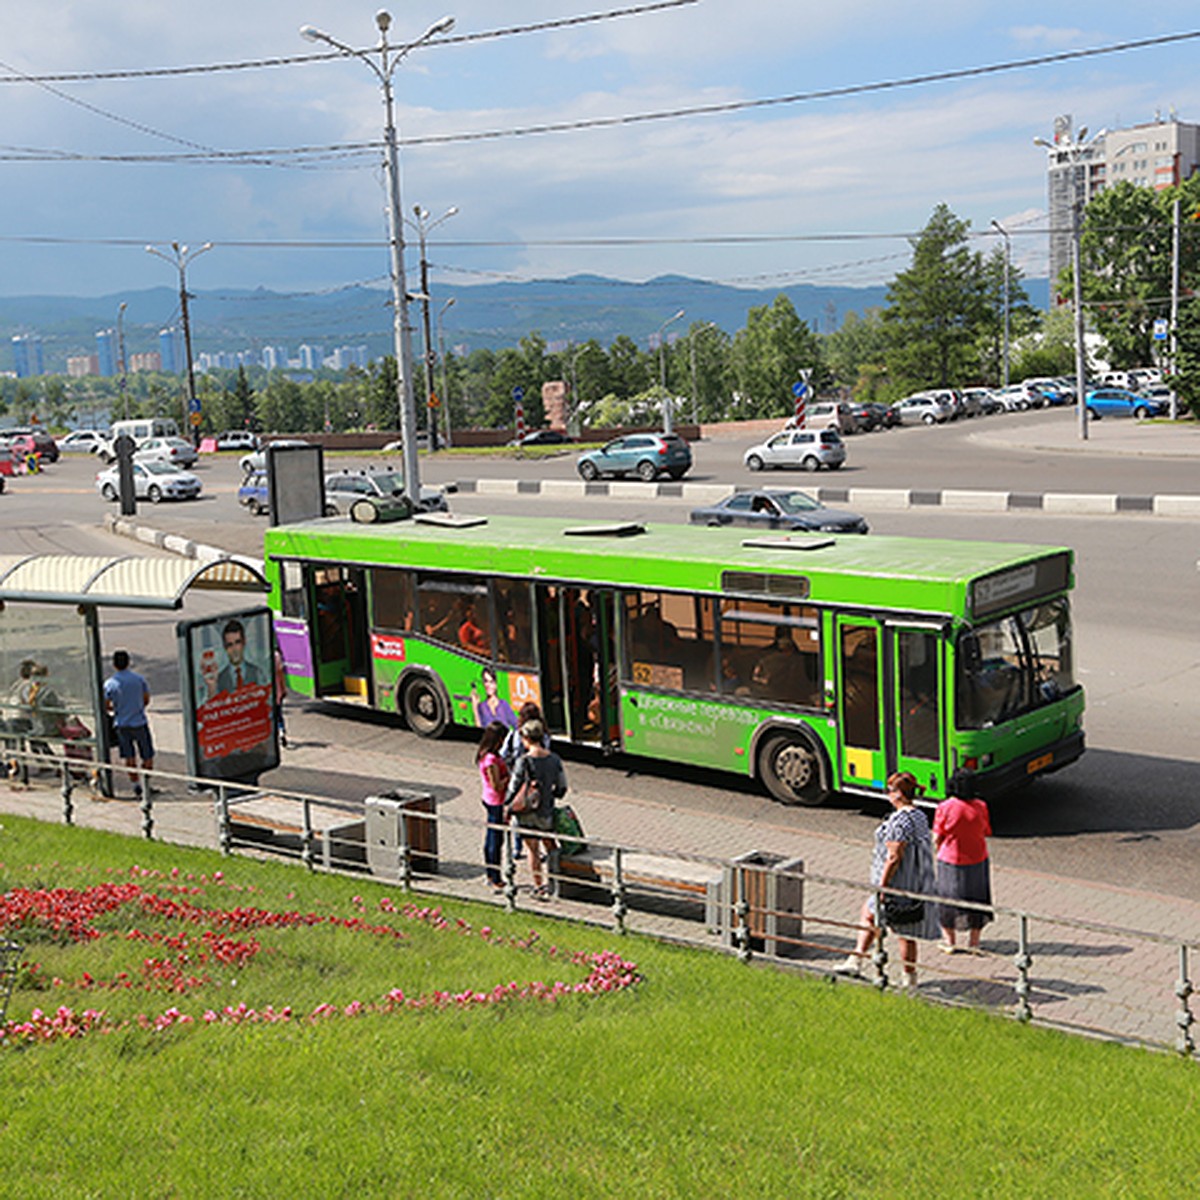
[531,885,552,901]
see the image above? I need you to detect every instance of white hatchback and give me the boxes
[744,429,846,472]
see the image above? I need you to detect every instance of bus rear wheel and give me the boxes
[402,676,448,738]
[759,732,827,806]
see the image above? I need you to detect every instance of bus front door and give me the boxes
[836,617,885,790]
[309,566,371,703]
[887,625,944,795]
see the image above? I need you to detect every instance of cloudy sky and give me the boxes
[3,0,1200,299]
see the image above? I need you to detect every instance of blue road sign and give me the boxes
[791,381,807,398]
[512,385,525,402]
[1153,318,1169,341]
[188,396,202,413]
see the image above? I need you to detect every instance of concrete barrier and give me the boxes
[1042,493,1118,515]
[847,488,912,511]
[940,490,1010,513]
[1153,494,1200,518]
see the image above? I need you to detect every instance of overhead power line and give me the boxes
[0,2,698,84]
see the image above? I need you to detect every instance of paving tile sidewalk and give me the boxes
[4,714,1197,1053]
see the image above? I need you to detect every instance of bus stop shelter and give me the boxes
[0,554,269,781]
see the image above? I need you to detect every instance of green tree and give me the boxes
[1169,295,1200,418]
[1075,177,1200,368]
[683,322,732,422]
[607,335,652,398]
[1011,304,1080,380]
[823,309,888,394]
[883,204,988,390]
[976,247,1039,386]
[729,294,822,417]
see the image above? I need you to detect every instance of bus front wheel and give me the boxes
[402,676,448,738]
[759,732,827,806]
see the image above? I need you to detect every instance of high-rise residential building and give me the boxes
[297,343,324,371]
[1041,112,1200,283]
[329,345,369,371]
[129,351,162,372]
[11,334,44,378]
[159,326,184,374]
[95,329,117,376]
[261,345,287,371]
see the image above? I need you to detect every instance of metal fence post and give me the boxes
[504,828,518,911]
[300,797,316,871]
[611,847,628,935]
[1175,944,1195,1057]
[397,805,412,891]
[216,784,231,856]
[60,760,74,826]
[872,890,889,991]
[1014,913,1033,1023]
[140,781,154,840]
[733,865,752,964]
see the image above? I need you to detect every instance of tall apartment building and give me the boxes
[1042,112,1200,282]
[95,329,117,377]
[297,343,324,371]
[129,351,162,372]
[11,334,44,378]
[67,354,100,378]
[159,326,184,374]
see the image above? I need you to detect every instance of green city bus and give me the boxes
[264,514,1084,806]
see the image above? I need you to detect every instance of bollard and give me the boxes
[1176,945,1195,1058]
[301,797,315,872]
[60,761,74,826]
[611,847,628,936]
[1014,914,1033,1023]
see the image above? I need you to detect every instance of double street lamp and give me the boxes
[411,204,458,452]
[656,309,685,434]
[300,11,456,507]
[1035,126,1106,441]
[145,241,212,442]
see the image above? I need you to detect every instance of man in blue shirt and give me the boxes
[103,649,155,798]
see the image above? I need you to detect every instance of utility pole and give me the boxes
[437,297,455,447]
[1170,196,1181,420]
[116,301,129,421]
[990,220,1011,388]
[412,205,457,453]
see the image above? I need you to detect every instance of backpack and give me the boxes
[554,804,586,856]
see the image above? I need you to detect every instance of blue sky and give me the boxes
[3,1,1200,299]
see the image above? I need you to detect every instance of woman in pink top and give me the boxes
[476,721,510,892]
[933,767,994,952]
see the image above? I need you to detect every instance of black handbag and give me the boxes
[882,893,925,926]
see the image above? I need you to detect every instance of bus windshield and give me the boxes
[956,597,1074,729]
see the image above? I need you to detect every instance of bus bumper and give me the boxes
[982,729,1086,797]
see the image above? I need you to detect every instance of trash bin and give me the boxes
[366,791,438,877]
[722,851,804,958]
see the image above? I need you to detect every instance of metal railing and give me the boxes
[1,744,1196,1058]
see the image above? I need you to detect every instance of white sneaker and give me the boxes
[901,970,919,989]
[832,955,862,976]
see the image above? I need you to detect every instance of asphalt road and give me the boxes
[4,423,1199,900]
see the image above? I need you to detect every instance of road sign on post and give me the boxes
[512,385,526,442]
[1153,318,1169,341]
[791,378,808,428]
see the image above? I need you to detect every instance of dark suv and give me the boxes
[5,426,59,463]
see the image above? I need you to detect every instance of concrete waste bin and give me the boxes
[722,851,804,958]
[366,791,438,877]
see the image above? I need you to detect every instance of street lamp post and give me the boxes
[437,296,456,447]
[300,11,456,507]
[688,320,718,427]
[656,309,685,435]
[411,204,458,452]
[145,241,212,443]
[116,301,129,421]
[1035,126,1106,440]
[990,220,1011,388]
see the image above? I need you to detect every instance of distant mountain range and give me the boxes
[0,274,1051,374]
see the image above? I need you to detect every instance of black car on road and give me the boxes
[689,488,869,534]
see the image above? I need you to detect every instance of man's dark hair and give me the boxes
[222,619,246,640]
[112,649,130,671]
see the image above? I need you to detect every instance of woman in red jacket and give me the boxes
[933,768,994,952]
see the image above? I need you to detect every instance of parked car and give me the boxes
[95,417,182,462]
[381,432,430,453]
[56,429,110,453]
[4,426,59,463]
[785,401,861,434]
[960,388,996,416]
[0,443,17,477]
[324,468,449,515]
[689,488,868,534]
[510,429,569,447]
[95,460,202,503]
[216,430,260,452]
[2,433,50,467]
[238,468,270,516]
[844,401,881,432]
[1023,377,1072,406]
[239,439,312,475]
[576,433,692,481]
[1083,388,1166,420]
[991,383,1043,412]
[862,401,900,429]
[743,428,846,472]
[134,436,199,469]
[890,394,953,425]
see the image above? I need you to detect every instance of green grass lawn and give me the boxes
[1,816,1193,1199]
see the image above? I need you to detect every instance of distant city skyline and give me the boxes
[3,4,1200,301]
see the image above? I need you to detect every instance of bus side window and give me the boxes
[371,567,413,632]
[281,561,306,619]
[494,580,534,666]
[622,591,714,692]
[718,598,820,707]
[898,629,939,760]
